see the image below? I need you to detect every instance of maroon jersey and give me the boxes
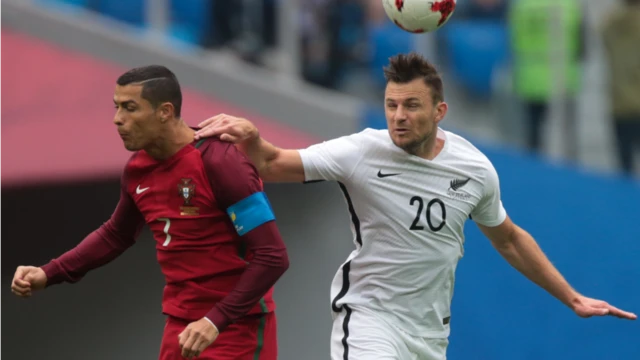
[42,138,288,331]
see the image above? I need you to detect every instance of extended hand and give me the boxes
[11,266,47,298]
[178,317,219,358]
[194,114,257,143]
[572,295,636,320]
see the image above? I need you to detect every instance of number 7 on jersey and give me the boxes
[158,218,172,246]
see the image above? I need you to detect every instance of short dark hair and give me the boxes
[383,52,444,104]
[116,65,182,117]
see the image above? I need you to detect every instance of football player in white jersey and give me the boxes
[195,53,636,360]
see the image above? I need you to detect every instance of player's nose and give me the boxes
[393,107,408,122]
[113,113,125,126]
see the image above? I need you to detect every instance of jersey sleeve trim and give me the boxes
[473,204,507,227]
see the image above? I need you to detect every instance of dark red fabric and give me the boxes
[42,138,288,332]
[160,313,278,360]
[41,165,145,285]
[199,140,289,330]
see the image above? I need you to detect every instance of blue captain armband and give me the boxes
[227,192,275,236]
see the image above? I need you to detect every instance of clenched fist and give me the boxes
[11,266,47,298]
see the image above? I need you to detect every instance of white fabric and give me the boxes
[330,305,449,360]
[298,128,507,338]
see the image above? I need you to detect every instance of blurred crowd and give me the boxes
[38,0,640,177]
[199,0,510,90]
[203,0,639,177]
[601,0,640,176]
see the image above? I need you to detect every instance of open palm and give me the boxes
[573,296,637,320]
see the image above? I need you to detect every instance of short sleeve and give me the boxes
[471,162,507,227]
[297,132,364,182]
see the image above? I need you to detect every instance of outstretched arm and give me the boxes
[196,114,365,185]
[11,169,145,298]
[471,162,635,320]
[195,114,304,182]
[478,218,636,320]
[41,173,145,286]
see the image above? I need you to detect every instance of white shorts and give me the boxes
[331,305,448,360]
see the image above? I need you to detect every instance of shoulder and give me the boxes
[357,128,391,146]
[195,138,259,184]
[445,131,491,163]
[301,128,385,156]
[195,138,250,166]
[325,128,388,145]
[195,137,236,156]
[443,130,498,182]
[320,127,390,151]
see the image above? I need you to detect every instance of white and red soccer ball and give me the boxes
[382,0,457,34]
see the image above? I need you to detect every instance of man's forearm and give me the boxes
[495,227,579,309]
[41,223,135,286]
[239,135,279,176]
[205,222,289,331]
[239,135,289,182]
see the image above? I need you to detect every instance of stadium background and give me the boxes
[2,0,638,359]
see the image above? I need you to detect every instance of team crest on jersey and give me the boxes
[447,177,471,200]
[178,178,199,216]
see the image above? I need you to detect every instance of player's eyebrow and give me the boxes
[113,99,138,107]
[385,97,421,103]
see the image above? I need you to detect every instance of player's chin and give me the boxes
[391,135,414,149]
[122,140,141,152]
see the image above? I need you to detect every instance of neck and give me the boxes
[410,131,444,160]
[145,120,195,160]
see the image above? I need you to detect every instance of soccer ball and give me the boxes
[382,0,457,34]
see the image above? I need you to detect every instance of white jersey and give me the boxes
[298,128,507,338]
